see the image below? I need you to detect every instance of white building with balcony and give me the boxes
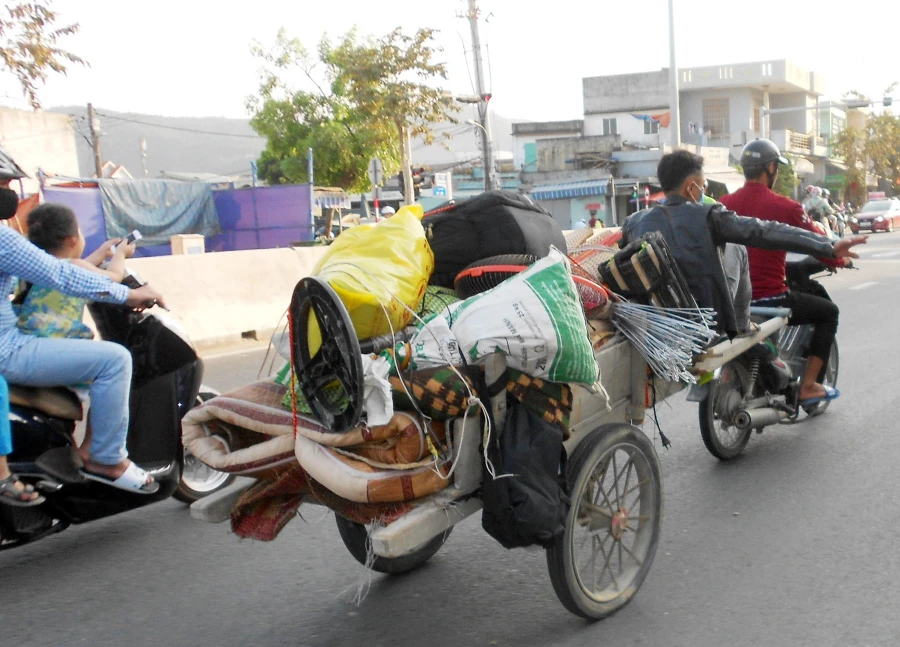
[581,59,846,185]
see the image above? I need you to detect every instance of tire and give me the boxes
[546,423,663,620]
[699,361,753,461]
[335,516,452,575]
[805,340,839,417]
[173,391,235,504]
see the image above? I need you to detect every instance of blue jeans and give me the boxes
[1,336,132,465]
[0,375,11,456]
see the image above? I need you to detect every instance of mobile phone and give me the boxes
[123,230,142,245]
[110,230,141,255]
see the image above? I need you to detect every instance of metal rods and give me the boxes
[611,301,717,383]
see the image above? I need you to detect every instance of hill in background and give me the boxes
[50,106,518,179]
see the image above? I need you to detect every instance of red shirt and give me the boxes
[719,183,819,299]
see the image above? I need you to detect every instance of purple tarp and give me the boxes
[42,184,313,256]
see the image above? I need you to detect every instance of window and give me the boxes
[751,101,761,133]
[702,98,730,138]
[832,115,846,136]
[602,118,618,136]
[643,119,659,135]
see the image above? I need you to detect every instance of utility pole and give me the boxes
[465,0,495,191]
[140,137,148,177]
[667,0,681,148]
[87,103,103,178]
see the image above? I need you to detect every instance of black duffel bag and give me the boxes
[423,190,567,288]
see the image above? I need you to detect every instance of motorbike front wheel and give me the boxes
[699,361,753,461]
[173,391,235,504]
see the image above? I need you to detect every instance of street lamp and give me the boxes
[466,119,497,191]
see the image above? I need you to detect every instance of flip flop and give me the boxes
[79,462,160,495]
[0,474,46,507]
[798,385,840,408]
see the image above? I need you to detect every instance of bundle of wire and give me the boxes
[610,299,717,383]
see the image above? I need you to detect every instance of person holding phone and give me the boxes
[0,193,167,494]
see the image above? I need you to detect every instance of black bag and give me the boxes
[423,190,567,288]
[481,397,569,549]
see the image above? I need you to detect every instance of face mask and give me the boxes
[691,182,705,204]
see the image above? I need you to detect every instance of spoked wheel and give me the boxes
[174,391,235,504]
[290,277,364,434]
[804,340,839,417]
[699,361,753,461]
[546,423,663,620]
[335,516,452,575]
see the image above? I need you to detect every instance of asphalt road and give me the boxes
[4,231,900,647]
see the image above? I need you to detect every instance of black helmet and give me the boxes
[0,147,27,181]
[740,138,788,174]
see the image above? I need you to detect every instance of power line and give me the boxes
[95,111,264,139]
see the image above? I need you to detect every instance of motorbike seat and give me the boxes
[8,385,83,421]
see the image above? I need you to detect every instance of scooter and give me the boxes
[694,254,842,461]
[1,272,233,549]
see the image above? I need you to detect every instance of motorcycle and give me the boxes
[694,254,842,460]
[1,272,233,549]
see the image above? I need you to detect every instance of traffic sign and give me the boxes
[367,158,384,186]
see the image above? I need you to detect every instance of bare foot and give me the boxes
[798,382,831,401]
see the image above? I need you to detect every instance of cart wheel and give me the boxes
[290,277,364,434]
[335,516,452,575]
[804,340,839,417]
[546,423,663,620]
[699,361,753,461]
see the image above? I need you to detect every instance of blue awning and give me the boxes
[530,179,609,201]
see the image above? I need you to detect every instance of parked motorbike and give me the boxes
[1,272,233,549]
[694,254,842,460]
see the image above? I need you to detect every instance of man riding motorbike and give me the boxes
[720,139,866,407]
[622,149,865,406]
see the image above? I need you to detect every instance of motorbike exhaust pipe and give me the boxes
[734,407,790,432]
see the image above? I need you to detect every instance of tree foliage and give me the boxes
[0,1,85,109]
[247,27,457,196]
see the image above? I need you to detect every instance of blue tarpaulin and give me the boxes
[98,179,220,246]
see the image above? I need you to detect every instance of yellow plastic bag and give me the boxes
[310,204,434,344]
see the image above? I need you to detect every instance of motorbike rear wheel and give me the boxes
[699,361,753,461]
[546,423,663,620]
[335,516,451,575]
[173,391,235,504]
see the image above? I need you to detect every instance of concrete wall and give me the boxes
[101,246,329,349]
[583,69,670,115]
[511,130,579,171]
[536,135,621,172]
[0,108,80,193]
[584,112,670,149]
[769,92,815,133]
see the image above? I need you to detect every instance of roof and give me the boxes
[314,189,351,209]
[530,178,610,201]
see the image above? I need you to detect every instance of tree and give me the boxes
[832,125,867,203]
[0,1,85,109]
[247,27,457,198]
[321,27,458,203]
[247,30,396,192]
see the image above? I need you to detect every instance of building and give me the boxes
[584,60,846,185]
[0,107,80,193]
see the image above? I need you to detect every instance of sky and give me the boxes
[0,0,896,123]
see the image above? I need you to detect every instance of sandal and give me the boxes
[79,461,159,495]
[0,474,46,507]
